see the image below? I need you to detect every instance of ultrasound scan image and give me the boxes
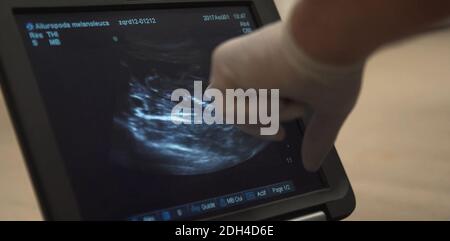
[15,6,328,220]
[111,33,268,176]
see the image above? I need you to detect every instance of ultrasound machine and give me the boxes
[0,0,355,221]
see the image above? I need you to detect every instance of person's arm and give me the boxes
[291,0,450,64]
[209,0,450,172]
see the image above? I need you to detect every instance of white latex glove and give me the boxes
[209,21,365,172]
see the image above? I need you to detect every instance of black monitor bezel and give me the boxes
[0,0,355,221]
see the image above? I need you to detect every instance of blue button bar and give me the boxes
[129,181,296,221]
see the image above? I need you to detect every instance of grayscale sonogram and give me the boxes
[111,34,268,176]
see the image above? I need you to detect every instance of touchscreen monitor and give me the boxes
[14,5,328,220]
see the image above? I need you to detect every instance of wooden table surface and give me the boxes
[0,0,449,221]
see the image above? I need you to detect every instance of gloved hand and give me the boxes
[208,20,365,172]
